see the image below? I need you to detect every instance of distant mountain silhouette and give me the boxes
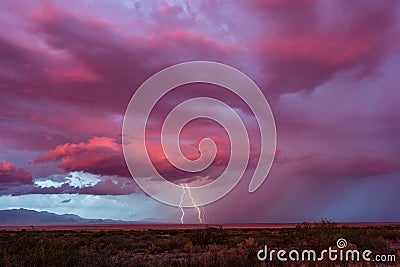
[0,208,123,226]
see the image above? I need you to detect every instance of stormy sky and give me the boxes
[1,0,400,223]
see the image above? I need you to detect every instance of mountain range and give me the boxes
[0,208,125,226]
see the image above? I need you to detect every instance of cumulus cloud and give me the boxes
[1,171,137,196]
[0,160,32,185]
[34,137,129,177]
[34,133,233,186]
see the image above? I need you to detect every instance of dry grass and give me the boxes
[0,223,399,266]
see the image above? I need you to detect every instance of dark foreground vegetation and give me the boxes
[1,223,399,266]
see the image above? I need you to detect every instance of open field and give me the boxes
[1,223,399,266]
[1,222,399,231]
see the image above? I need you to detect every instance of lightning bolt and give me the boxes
[185,183,203,224]
[178,183,206,224]
[178,184,186,224]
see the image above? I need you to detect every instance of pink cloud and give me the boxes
[0,1,243,155]
[0,160,32,185]
[35,137,129,177]
[246,0,400,95]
